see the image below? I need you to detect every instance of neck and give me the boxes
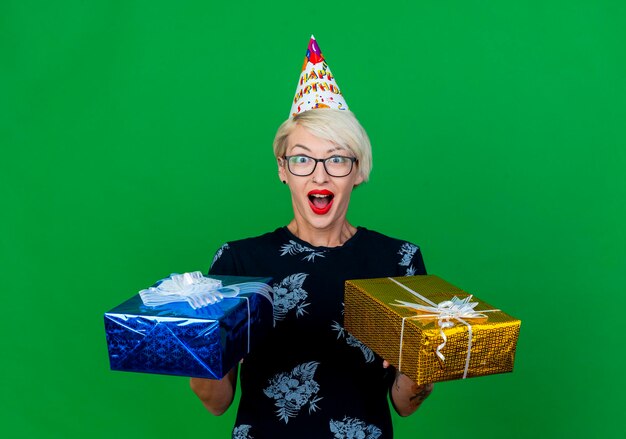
[287,219,357,248]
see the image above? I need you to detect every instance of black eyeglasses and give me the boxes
[283,154,358,177]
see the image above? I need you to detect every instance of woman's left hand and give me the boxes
[383,360,434,416]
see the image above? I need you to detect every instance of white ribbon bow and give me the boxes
[388,277,498,379]
[139,271,274,353]
[139,271,239,309]
[393,295,488,362]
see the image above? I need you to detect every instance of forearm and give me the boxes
[390,372,433,417]
[190,365,238,416]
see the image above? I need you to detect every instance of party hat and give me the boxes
[289,35,349,117]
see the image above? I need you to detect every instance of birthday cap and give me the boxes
[290,35,349,117]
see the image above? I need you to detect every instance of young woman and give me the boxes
[190,109,433,438]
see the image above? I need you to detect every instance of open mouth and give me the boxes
[308,190,334,215]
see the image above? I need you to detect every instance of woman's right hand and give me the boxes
[189,364,239,415]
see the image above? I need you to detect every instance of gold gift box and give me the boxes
[344,275,521,385]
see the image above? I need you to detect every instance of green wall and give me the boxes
[2,1,624,437]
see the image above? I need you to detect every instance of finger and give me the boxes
[383,360,390,368]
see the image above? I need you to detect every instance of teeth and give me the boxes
[310,194,331,198]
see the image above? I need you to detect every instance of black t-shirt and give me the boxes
[209,226,426,439]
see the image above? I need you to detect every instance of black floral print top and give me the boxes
[209,227,426,439]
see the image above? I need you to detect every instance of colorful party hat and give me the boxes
[289,35,349,117]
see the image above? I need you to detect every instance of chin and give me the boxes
[308,210,344,230]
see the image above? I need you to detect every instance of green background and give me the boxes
[2,1,624,437]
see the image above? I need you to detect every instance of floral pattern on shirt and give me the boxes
[280,240,326,262]
[211,243,230,269]
[331,321,375,363]
[272,273,310,321]
[329,417,382,439]
[398,242,418,276]
[232,424,253,439]
[263,361,323,423]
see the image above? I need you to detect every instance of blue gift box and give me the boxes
[104,274,273,379]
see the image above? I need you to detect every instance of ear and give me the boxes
[277,157,288,183]
[353,173,364,188]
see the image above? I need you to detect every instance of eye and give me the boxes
[328,156,349,164]
[290,155,312,164]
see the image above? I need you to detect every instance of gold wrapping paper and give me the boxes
[344,275,521,385]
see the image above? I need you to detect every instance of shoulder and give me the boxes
[210,228,286,266]
[222,228,285,253]
[354,227,426,276]
[210,228,287,275]
[356,227,421,251]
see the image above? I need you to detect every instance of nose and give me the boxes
[311,159,329,184]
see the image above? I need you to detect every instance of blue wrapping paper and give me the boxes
[104,275,273,379]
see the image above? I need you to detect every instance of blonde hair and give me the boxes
[273,109,373,182]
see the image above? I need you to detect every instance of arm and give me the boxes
[190,242,240,415]
[388,243,432,415]
[189,364,238,415]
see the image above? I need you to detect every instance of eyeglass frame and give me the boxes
[282,154,358,177]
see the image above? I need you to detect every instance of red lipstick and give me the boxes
[308,189,334,215]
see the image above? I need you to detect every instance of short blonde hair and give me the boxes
[273,109,373,182]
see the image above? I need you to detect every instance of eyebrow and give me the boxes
[290,144,344,154]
